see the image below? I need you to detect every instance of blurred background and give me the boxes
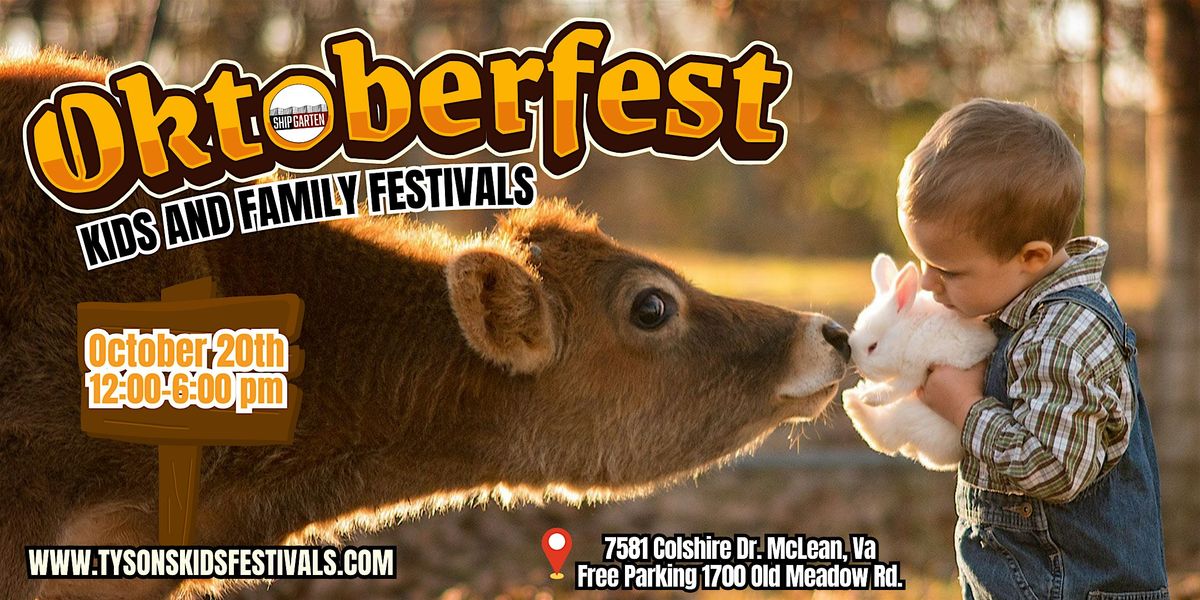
[4,0,1198,597]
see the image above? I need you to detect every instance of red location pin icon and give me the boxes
[541,528,572,580]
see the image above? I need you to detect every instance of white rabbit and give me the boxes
[842,254,996,471]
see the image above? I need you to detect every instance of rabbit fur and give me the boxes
[842,254,997,471]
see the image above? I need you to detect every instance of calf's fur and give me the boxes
[0,52,847,599]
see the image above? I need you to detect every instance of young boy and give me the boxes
[899,98,1168,599]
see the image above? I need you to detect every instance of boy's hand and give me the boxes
[918,363,986,429]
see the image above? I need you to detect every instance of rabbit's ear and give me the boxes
[894,263,920,312]
[871,254,899,295]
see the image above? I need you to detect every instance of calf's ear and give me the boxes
[446,249,558,374]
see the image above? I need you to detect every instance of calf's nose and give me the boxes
[821,321,851,362]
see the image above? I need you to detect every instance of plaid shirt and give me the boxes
[960,237,1134,503]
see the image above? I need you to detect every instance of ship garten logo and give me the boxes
[266,83,331,145]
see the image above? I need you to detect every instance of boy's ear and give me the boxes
[1017,241,1056,273]
[446,249,559,374]
[871,254,899,296]
[894,263,920,313]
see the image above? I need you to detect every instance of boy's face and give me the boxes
[900,216,1033,318]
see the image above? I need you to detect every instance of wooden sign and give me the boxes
[76,277,304,545]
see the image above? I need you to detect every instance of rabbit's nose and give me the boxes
[822,321,851,362]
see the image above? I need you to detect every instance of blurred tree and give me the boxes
[1145,0,1200,478]
[1084,0,1110,242]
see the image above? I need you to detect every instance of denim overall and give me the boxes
[955,287,1169,600]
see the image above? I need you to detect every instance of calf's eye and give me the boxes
[868,343,878,353]
[631,288,677,330]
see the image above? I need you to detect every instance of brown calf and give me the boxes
[0,52,850,599]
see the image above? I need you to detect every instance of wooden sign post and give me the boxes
[76,277,304,545]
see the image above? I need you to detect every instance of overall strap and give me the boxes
[983,318,1017,404]
[1036,286,1137,359]
[984,285,1134,405]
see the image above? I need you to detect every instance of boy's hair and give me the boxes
[898,98,1084,258]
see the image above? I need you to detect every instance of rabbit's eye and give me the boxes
[867,343,878,354]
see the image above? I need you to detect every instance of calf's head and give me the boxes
[445,201,848,495]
